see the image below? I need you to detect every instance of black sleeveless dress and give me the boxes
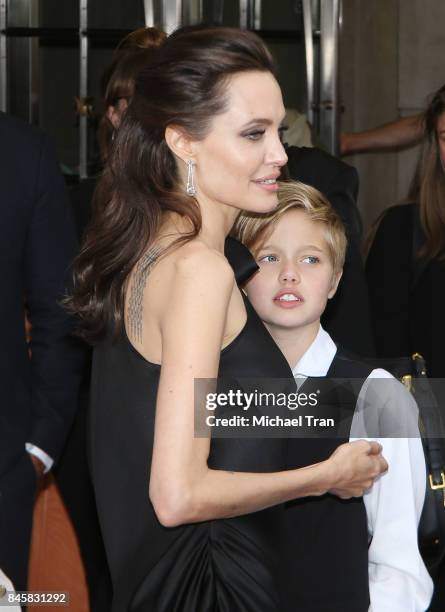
[89,295,294,611]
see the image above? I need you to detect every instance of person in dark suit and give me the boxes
[285,145,375,356]
[0,112,84,591]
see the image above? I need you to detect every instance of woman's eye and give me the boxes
[244,130,265,141]
[302,256,320,264]
[259,254,278,263]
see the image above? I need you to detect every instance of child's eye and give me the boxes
[244,130,266,141]
[302,256,320,264]
[259,254,278,263]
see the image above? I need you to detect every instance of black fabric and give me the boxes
[366,203,445,378]
[0,112,85,588]
[224,236,259,285]
[67,180,258,610]
[282,350,371,612]
[90,295,295,611]
[286,146,375,357]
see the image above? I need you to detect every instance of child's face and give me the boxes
[245,209,342,335]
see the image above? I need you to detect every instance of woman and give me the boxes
[70,27,165,240]
[366,83,445,378]
[69,26,386,611]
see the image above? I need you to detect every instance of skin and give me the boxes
[437,110,445,166]
[124,70,387,528]
[106,98,128,129]
[245,209,342,368]
[340,114,424,156]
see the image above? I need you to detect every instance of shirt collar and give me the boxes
[292,325,337,378]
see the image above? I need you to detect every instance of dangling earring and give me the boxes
[186,159,196,196]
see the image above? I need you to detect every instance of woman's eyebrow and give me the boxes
[241,115,287,129]
[241,118,273,128]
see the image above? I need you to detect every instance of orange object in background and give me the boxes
[28,476,89,612]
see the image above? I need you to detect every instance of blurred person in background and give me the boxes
[365,83,445,379]
[365,81,445,612]
[0,112,84,592]
[70,27,167,241]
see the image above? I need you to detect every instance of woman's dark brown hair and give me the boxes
[68,26,276,343]
[406,83,445,261]
[97,27,167,162]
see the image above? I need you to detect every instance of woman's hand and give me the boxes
[326,440,388,499]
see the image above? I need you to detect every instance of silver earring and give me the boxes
[186,159,196,196]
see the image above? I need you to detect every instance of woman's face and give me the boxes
[437,111,445,167]
[192,70,288,215]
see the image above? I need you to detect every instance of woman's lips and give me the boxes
[253,175,280,192]
[253,180,279,192]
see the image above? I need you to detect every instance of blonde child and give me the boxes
[232,180,433,612]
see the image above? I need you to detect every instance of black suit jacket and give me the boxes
[286,146,375,356]
[0,113,85,479]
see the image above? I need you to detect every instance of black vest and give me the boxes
[282,350,374,612]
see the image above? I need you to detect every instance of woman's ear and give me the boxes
[106,99,128,129]
[165,125,196,163]
[327,269,343,299]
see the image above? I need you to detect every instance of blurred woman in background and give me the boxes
[70,27,165,240]
[366,83,445,378]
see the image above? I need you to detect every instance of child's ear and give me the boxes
[327,269,343,299]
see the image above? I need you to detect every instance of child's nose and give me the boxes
[279,266,300,283]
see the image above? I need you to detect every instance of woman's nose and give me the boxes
[266,136,288,168]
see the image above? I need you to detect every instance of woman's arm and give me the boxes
[149,247,387,527]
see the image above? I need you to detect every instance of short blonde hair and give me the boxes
[231,180,347,275]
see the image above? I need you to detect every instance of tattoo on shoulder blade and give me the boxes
[127,246,162,343]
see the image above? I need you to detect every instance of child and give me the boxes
[232,180,433,612]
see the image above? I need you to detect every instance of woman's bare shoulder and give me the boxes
[169,240,235,288]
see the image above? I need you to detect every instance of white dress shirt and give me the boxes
[292,325,434,612]
[25,443,53,473]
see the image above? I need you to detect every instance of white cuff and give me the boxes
[25,443,54,473]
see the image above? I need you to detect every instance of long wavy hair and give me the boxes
[97,27,167,163]
[366,84,445,262]
[67,26,276,343]
[406,83,445,261]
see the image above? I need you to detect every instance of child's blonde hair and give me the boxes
[232,180,347,275]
